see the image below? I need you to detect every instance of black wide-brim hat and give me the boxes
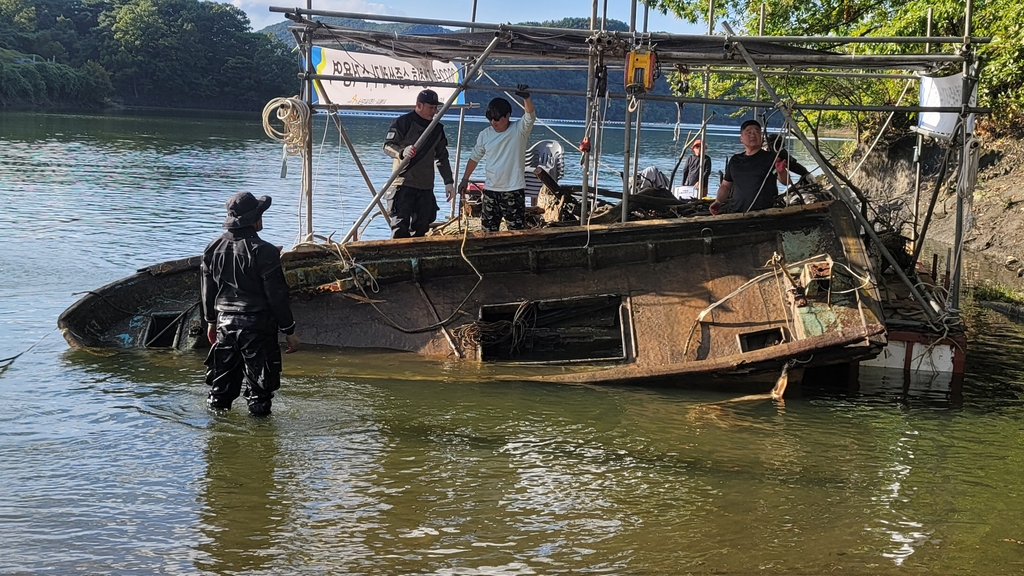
[223,192,272,229]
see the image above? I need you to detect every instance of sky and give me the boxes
[236,0,707,35]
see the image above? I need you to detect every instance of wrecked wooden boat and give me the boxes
[59,199,886,385]
[60,1,991,387]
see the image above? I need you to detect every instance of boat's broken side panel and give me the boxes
[288,204,878,372]
[58,266,204,350]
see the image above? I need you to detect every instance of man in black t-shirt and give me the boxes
[710,119,790,215]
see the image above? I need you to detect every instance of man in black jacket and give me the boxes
[201,192,299,416]
[382,89,456,238]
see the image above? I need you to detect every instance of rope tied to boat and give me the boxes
[681,253,833,358]
[319,225,487,335]
[0,330,54,374]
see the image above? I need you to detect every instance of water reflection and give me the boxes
[196,420,287,573]
[7,110,1024,573]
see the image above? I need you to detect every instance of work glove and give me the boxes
[445,182,456,201]
[402,145,417,159]
[515,84,530,98]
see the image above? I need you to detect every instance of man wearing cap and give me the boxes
[458,85,535,232]
[680,138,712,193]
[382,89,456,238]
[710,119,789,215]
[201,192,299,416]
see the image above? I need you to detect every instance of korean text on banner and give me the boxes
[308,47,464,108]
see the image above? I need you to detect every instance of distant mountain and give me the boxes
[259,18,451,48]
[516,17,630,32]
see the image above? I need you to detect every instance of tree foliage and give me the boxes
[646,0,1024,136]
[0,0,297,109]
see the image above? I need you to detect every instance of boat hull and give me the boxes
[59,201,886,385]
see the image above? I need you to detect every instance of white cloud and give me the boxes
[237,0,396,33]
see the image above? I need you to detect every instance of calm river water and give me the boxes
[2,109,1024,574]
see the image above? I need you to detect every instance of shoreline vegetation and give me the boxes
[3,0,1022,289]
[6,0,1020,133]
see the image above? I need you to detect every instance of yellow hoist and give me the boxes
[625,48,658,95]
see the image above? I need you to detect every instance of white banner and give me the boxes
[917,73,976,140]
[309,46,464,108]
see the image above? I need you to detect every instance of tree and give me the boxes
[646,0,1024,136]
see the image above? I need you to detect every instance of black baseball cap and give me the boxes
[417,89,440,106]
[740,119,762,132]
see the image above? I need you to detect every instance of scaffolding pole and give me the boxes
[951,0,977,311]
[270,6,989,45]
[721,22,940,325]
[621,0,637,219]
[579,0,599,227]
[340,34,504,243]
[306,75,989,114]
[300,10,314,242]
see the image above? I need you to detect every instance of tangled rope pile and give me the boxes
[451,301,536,354]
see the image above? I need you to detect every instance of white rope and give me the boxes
[681,253,832,357]
[262,97,310,156]
[263,97,312,241]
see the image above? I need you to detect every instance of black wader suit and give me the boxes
[201,226,295,415]
[382,112,454,238]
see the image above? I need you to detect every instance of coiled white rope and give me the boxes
[262,97,310,156]
[263,97,312,241]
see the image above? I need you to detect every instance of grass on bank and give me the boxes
[972,281,1024,306]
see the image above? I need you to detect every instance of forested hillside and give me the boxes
[4,0,1020,134]
[649,0,1024,137]
[0,0,295,109]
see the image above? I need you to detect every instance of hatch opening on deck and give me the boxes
[145,314,180,348]
[738,327,788,353]
[479,294,626,363]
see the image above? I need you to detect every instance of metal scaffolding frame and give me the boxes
[271,0,985,325]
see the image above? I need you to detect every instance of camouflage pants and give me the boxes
[481,188,526,232]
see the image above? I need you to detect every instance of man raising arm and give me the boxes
[459,84,536,232]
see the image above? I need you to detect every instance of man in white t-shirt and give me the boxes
[458,84,536,231]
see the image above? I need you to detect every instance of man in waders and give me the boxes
[201,192,299,416]
[458,85,535,232]
[382,89,456,238]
